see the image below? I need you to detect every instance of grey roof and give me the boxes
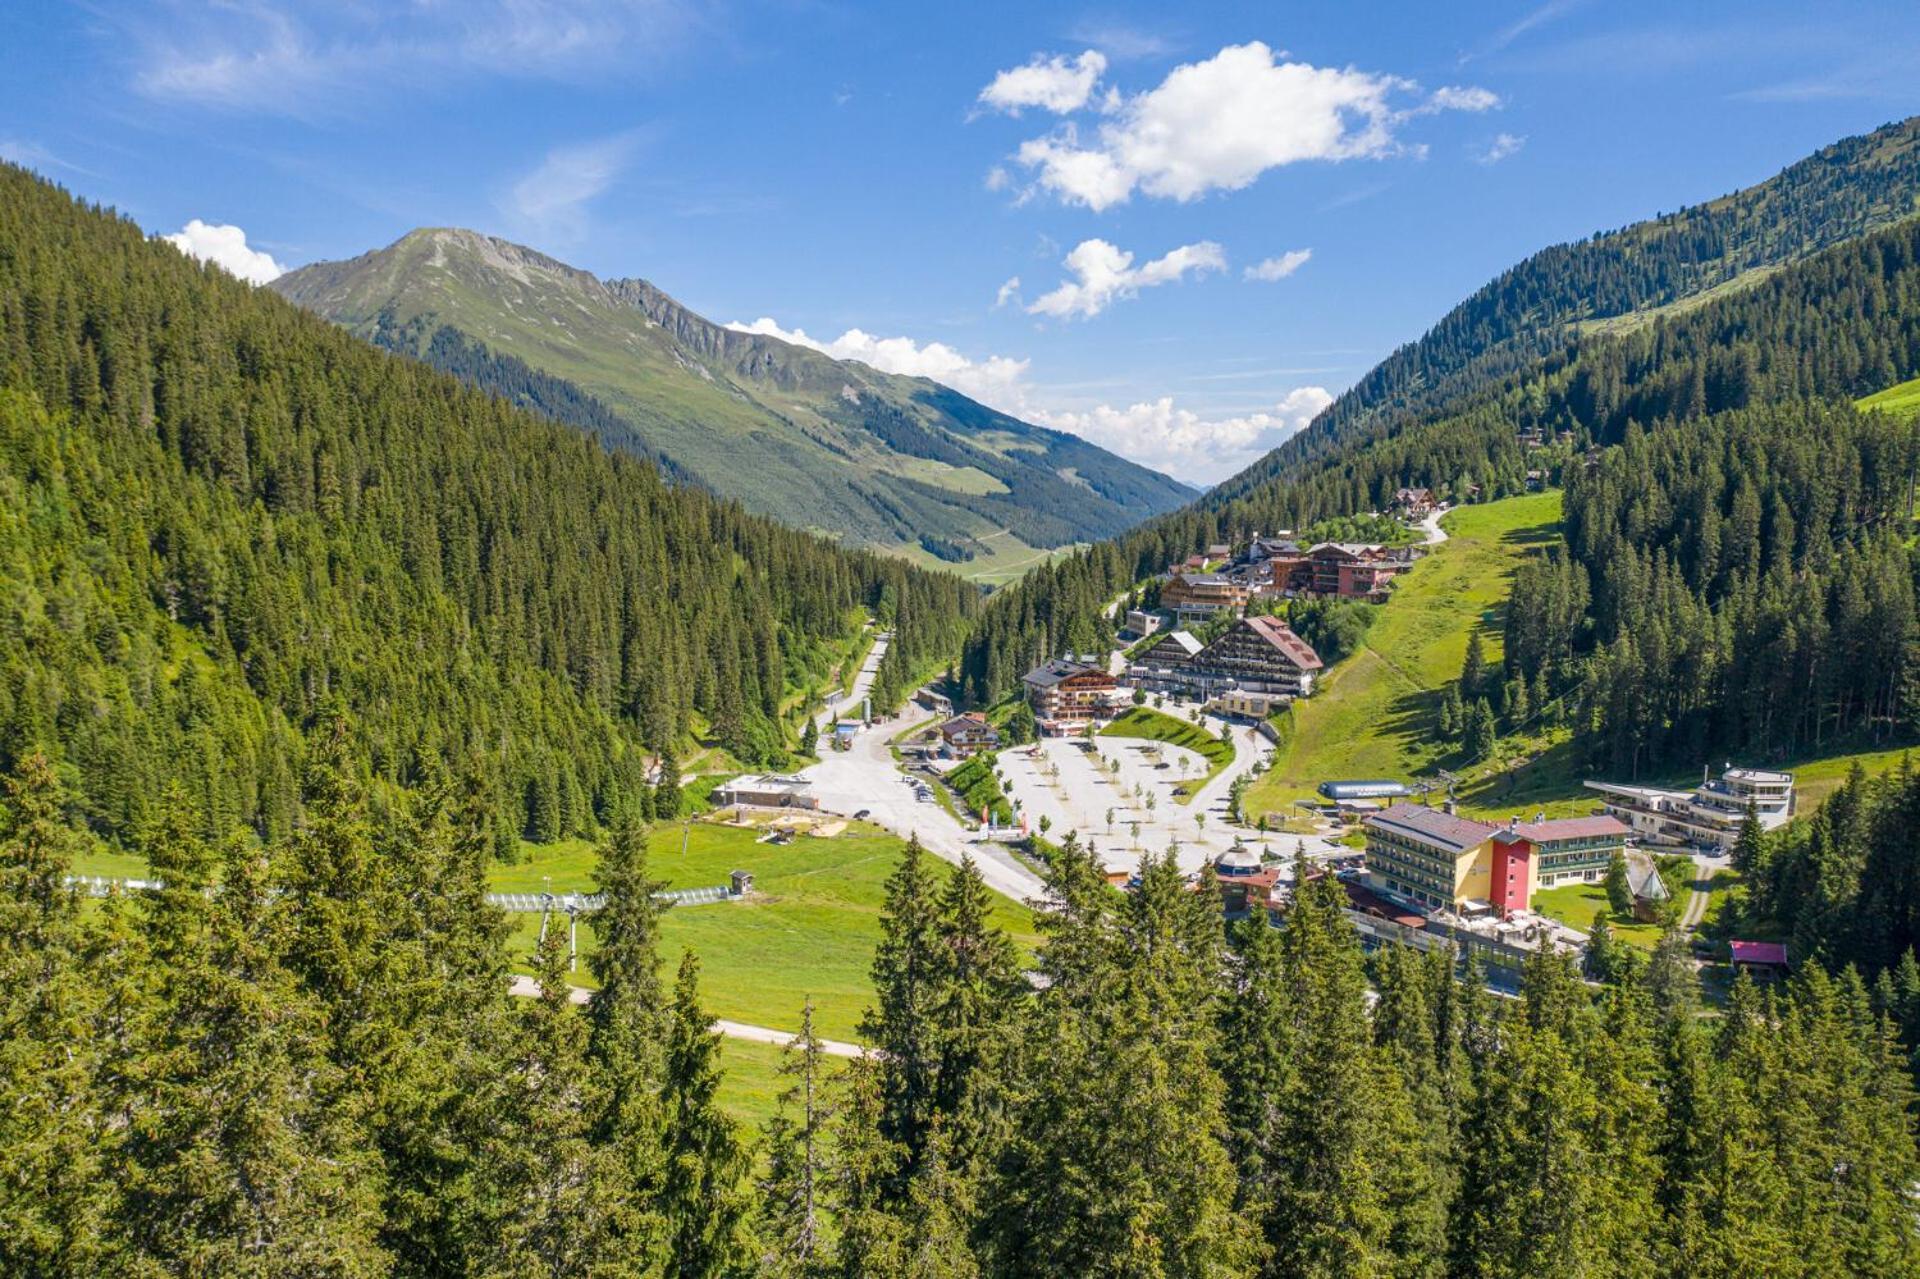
[1627,860,1671,901]
[1365,803,1495,853]
[1023,657,1101,689]
[1216,843,1263,871]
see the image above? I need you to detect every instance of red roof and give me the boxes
[1242,614,1324,670]
[1730,940,1789,967]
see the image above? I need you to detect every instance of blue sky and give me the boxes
[4,1,1917,485]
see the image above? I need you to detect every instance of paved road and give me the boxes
[506,976,863,1057]
[817,630,889,731]
[1417,507,1450,546]
[800,704,1047,904]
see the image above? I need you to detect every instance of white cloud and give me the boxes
[977,50,1107,116]
[1030,386,1333,485]
[1423,85,1503,113]
[161,219,285,284]
[726,315,1330,485]
[506,131,644,236]
[126,1,696,116]
[1027,238,1225,320]
[999,40,1499,210]
[1478,132,1527,164]
[1244,249,1312,282]
[994,276,1022,308]
[725,318,1033,411]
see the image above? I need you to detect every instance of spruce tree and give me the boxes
[757,1000,831,1278]
[659,952,750,1278]
[654,748,682,820]
[480,924,626,1278]
[0,753,111,1277]
[120,839,390,1278]
[859,833,944,1191]
[585,811,671,1268]
[928,854,1023,1159]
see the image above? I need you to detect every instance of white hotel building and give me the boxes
[1584,764,1794,852]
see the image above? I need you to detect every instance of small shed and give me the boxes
[1626,858,1672,922]
[1730,939,1789,978]
[729,869,755,897]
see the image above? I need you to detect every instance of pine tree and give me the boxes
[1730,807,1766,877]
[480,924,627,1278]
[825,1056,906,1277]
[659,952,750,1278]
[585,811,671,1268]
[1259,860,1426,1278]
[758,1000,831,1278]
[900,1120,981,1279]
[928,854,1023,1161]
[1604,849,1633,917]
[655,747,682,820]
[0,753,111,1276]
[859,834,944,1192]
[1461,631,1488,700]
[119,838,391,1278]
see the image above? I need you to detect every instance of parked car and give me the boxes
[853,808,871,820]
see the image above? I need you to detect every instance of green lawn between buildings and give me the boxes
[1529,880,1665,951]
[1100,706,1235,803]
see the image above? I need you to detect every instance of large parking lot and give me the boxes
[991,712,1344,875]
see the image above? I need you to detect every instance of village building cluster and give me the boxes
[1158,531,1423,623]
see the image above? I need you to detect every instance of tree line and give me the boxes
[0,163,976,849]
[9,737,1918,1277]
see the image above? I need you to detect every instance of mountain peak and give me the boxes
[273,232,1192,569]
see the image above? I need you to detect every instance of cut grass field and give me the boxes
[714,1036,821,1132]
[1245,492,1564,820]
[497,820,1041,1044]
[1100,706,1234,802]
[1529,880,1664,951]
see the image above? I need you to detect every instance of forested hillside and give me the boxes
[958,136,1920,723]
[0,163,976,848]
[1211,113,1920,504]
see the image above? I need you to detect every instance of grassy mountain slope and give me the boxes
[272,229,1191,567]
[1245,493,1562,817]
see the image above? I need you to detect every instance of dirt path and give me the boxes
[507,976,863,1057]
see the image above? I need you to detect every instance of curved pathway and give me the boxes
[506,976,864,1058]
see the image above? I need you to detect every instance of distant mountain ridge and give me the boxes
[272,230,1192,568]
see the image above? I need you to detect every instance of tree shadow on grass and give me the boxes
[1458,734,1588,814]
[1500,519,1563,550]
